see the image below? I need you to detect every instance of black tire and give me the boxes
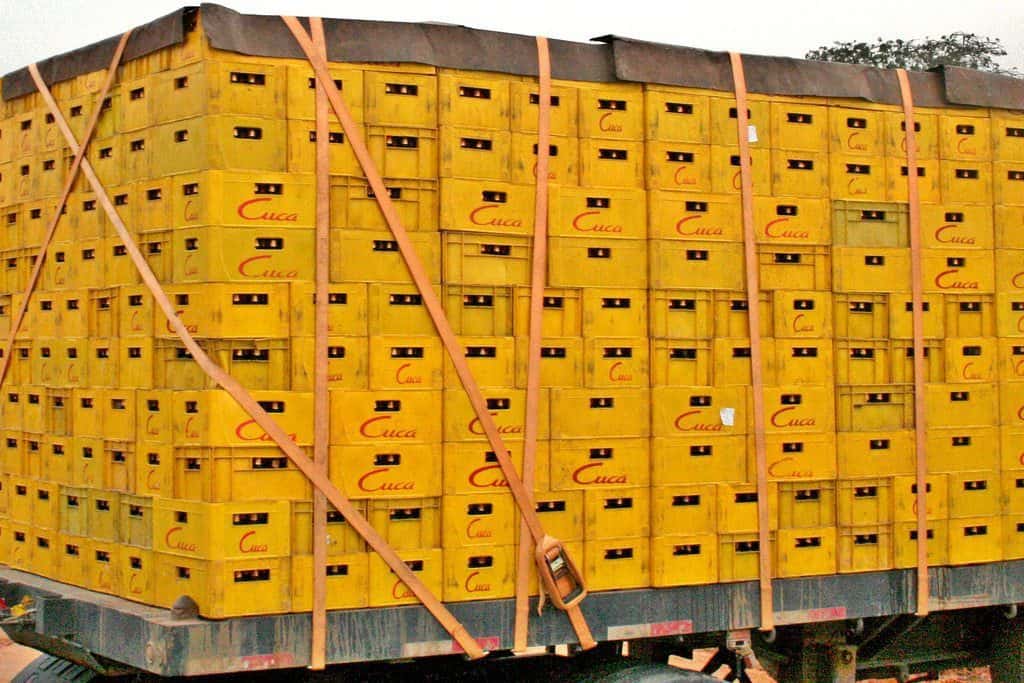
[567,661,720,682]
[11,654,102,682]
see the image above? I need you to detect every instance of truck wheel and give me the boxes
[567,661,720,682]
[11,654,102,682]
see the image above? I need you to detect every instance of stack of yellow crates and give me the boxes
[2,13,1024,620]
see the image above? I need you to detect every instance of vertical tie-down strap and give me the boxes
[27,54,487,662]
[281,15,594,647]
[896,68,930,618]
[728,52,774,632]
[310,18,331,671]
[0,32,131,390]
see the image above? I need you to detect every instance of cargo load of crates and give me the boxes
[1,4,1024,619]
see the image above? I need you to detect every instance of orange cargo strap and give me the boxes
[0,32,131,391]
[310,18,330,671]
[896,68,930,618]
[282,16,595,648]
[729,52,774,632]
[27,57,487,663]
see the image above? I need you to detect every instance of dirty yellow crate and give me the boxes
[439,179,533,236]
[549,236,647,288]
[155,554,291,618]
[172,445,313,502]
[510,132,580,185]
[578,83,644,141]
[777,527,837,578]
[366,284,435,336]
[888,293,945,340]
[441,441,549,496]
[758,245,831,291]
[443,285,514,337]
[643,86,709,143]
[580,288,648,338]
[443,545,515,602]
[836,384,914,432]
[152,60,287,122]
[363,69,437,127]
[839,525,893,573]
[442,336,516,389]
[829,105,885,156]
[439,127,510,181]
[441,493,517,548]
[291,499,367,556]
[29,530,58,579]
[770,339,833,386]
[991,112,1024,161]
[583,337,649,389]
[86,338,119,388]
[362,125,439,180]
[513,336,584,388]
[649,239,745,290]
[283,62,364,121]
[832,293,888,339]
[884,110,940,159]
[940,161,994,204]
[118,495,153,548]
[770,101,828,151]
[995,163,1024,205]
[172,389,313,447]
[709,96,772,148]
[549,186,647,240]
[778,480,836,529]
[438,71,511,130]
[885,158,942,203]
[650,485,717,535]
[921,205,995,250]
[894,520,950,567]
[830,155,885,201]
[754,197,831,247]
[946,471,1000,518]
[368,548,444,608]
[996,248,1024,294]
[550,387,650,439]
[512,286,581,337]
[1002,429,1024,471]
[87,490,120,542]
[532,490,584,542]
[889,339,946,384]
[366,335,443,390]
[710,146,772,195]
[72,436,105,488]
[996,207,1024,249]
[584,537,650,591]
[290,335,370,391]
[762,385,835,434]
[832,247,910,293]
[926,426,1000,473]
[837,430,914,478]
[837,478,893,526]
[549,438,649,491]
[715,483,778,533]
[644,142,710,191]
[651,338,712,386]
[443,387,548,442]
[154,499,290,560]
[944,337,996,383]
[718,532,772,583]
[584,487,650,540]
[835,340,890,385]
[1003,516,1024,560]
[114,547,155,605]
[367,498,441,551]
[8,522,31,571]
[509,79,578,136]
[925,382,998,428]
[650,534,718,587]
[326,177,438,233]
[948,516,1002,565]
[893,474,949,522]
[285,119,362,176]
[151,115,287,176]
[763,432,838,481]
[942,294,994,338]
[651,384,748,438]
[1004,472,1024,514]
[710,292,774,338]
[939,112,992,161]
[833,200,909,247]
[770,151,828,197]
[330,389,442,445]
[651,436,748,486]
[443,231,530,286]
[103,439,136,493]
[648,191,742,242]
[55,488,86,542]
[57,534,89,587]
[331,443,442,500]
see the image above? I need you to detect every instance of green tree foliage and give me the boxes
[806,32,1018,75]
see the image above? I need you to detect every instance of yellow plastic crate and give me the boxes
[330,389,442,445]
[651,436,748,485]
[442,336,516,389]
[443,231,530,286]
[291,499,367,556]
[533,490,584,542]
[442,545,516,602]
[770,151,829,197]
[443,285,514,336]
[551,387,650,439]
[510,80,579,136]
[365,126,439,180]
[717,483,779,533]
[778,480,836,528]
[57,533,89,587]
[331,229,441,284]
[367,335,443,390]
[367,498,441,551]
[650,534,718,587]
[996,207,1024,249]
[893,520,949,568]
[284,63,364,121]
[584,537,650,591]
[580,139,644,189]
[885,158,942,203]
[710,146,772,195]
[441,441,549,496]
[839,525,893,573]
[329,176,439,232]
[776,527,837,578]
[583,337,649,389]
[772,291,832,338]
[172,445,312,502]
[152,60,287,121]
[832,247,911,293]
[837,478,893,525]
[331,443,442,500]
[513,336,584,388]
[650,338,712,386]
[285,119,363,177]
[763,432,838,481]
[829,105,885,157]
[1003,516,1024,560]
[364,70,438,128]
[439,179,534,236]
[584,487,650,540]
[991,112,1024,161]
[650,485,717,535]
[925,382,998,427]
[836,384,914,432]
[443,387,548,442]
[150,116,287,176]
[173,389,313,447]
[830,155,885,201]
[884,110,939,159]
[155,554,291,618]
[549,236,647,288]
[366,284,435,335]
[649,240,745,290]
[718,532,771,583]
[577,83,644,141]
[709,96,771,147]
[510,132,580,185]
[154,499,290,561]
[651,385,748,438]
[549,438,649,492]
[549,186,647,240]
[921,205,995,250]
[290,335,370,391]
[893,474,949,522]
[939,112,992,161]
[438,71,511,130]
[948,516,1002,565]
[648,191,741,242]
[439,127,511,181]
[170,170,316,230]
[368,549,443,608]
[441,493,516,548]
[940,161,994,204]
[644,142,710,192]
[512,286,581,337]
[87,490,120,542]
[995,163,1024,205]
[770,100,829,150]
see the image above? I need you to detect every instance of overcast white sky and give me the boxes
[1,0,1022,76]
